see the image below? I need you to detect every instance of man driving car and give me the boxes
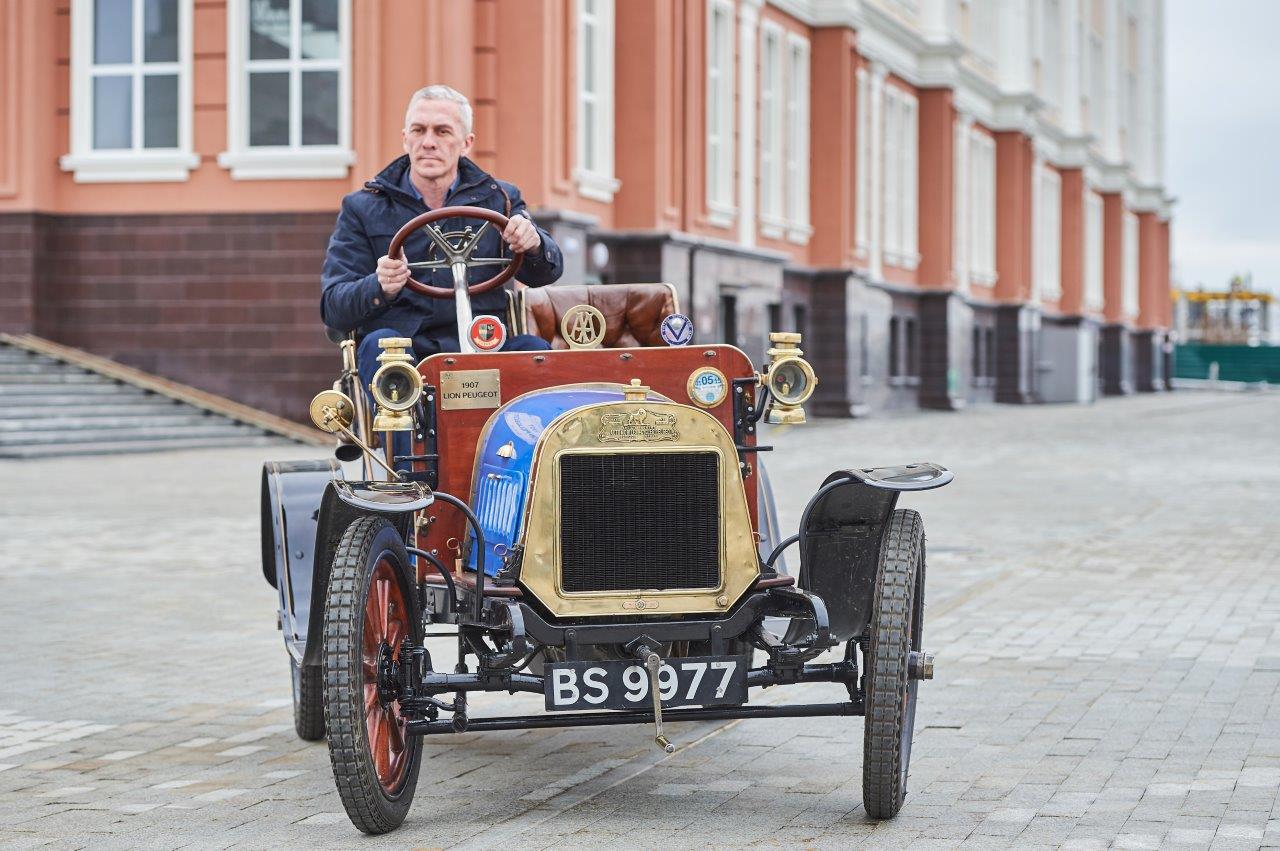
[320,84,561,396]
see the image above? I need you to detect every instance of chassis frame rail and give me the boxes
[406,700,863,735]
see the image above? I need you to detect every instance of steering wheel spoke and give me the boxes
[468,256,514,267]
[405,258,451,271]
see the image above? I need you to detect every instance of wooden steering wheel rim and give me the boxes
[387,205,525,299]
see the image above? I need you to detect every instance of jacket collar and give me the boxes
[367,155,491,207]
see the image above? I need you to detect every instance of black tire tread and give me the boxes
[322,514,420,835]
[292,660,326,741]
[862,508,924,819]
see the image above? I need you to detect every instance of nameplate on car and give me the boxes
[440,369,501,410]
[544,655,749,712]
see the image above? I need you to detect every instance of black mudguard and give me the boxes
[297,482,418,666]
[797,463,952,642]
[261,459,343,662]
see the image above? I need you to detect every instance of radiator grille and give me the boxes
[559,452,720,593]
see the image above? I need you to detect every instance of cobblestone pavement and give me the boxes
[2,390,1279,849]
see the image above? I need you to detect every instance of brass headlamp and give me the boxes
[762,332,817,425]
[369,337,423,432]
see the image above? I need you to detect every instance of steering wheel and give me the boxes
[387,205,524,298]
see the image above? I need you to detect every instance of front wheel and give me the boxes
[323,515,422,834]
[862,509,925,819]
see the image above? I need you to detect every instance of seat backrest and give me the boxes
[520,283,679,349]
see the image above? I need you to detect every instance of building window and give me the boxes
[793,304,808,339]
[1041,0,1062,112]
[574,0,619,202]
[855,68,871,253]
[706,0,735,225]
[1036,164,1062,302]
[881,86,918,269]
[1084,191,1104,311]
[966,0,997,64]
[784,34,811,244]
[968,130,997,284]
[218,0,352,180]
[1123,210,1139,318]
[758,24,784,234]
[719,292,739,347]
[62,0,197,182]
[888,315,920,384]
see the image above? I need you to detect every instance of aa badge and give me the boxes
[561,304,606,349]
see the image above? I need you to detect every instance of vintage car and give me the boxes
[259,205,952,834]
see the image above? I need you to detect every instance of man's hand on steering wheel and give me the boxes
[502,213,541,256]
[377,254,410,299]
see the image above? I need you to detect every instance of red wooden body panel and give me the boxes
[412,346,761,567]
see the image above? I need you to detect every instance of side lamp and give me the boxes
[762,332,817,425]
[369,337,423,432]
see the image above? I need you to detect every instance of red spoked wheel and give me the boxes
[324,515,422,834]
[362,557,411,792]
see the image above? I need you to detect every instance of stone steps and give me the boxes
[0,340,293,458]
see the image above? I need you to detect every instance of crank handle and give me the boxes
[643,651,676,754]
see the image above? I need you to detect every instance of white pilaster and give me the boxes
[1060,0,1082,134]
[868,61,887,280]
[996,0,1033,94]
[737,0,761,246]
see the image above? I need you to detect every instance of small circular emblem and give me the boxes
[687,366,728,408]
[468,314,507,352]
[659,313,694,346]
[561,304,606,349]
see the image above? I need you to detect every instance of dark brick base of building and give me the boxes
[5,211,1167,423]
[1,211,339,422]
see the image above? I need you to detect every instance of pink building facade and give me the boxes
[0,0,1173,419]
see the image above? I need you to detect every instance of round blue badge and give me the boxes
[660,313,694,346]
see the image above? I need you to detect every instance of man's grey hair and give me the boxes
[405,85,473,135]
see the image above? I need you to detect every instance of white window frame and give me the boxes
[1084,190,1104,311]
[855,67,871,254]
[784,33,812,244]
[881,86,918,270]
[61,0,198,183]
[882,89,901,263]
[968,129,997,285]
[1036,163,1062,302]
[574,0,619,202]
[1122,210,1139,318]
[705,0,736,226]
[758,22,785,237]
[218,0,353,180]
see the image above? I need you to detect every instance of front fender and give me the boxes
[260,459,343,662]
[798,463,951,642]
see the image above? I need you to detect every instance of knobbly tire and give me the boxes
[290,658,326,741]
[323,515,422,834]
[862,508,925,819]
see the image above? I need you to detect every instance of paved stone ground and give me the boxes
[1,390,1278,849]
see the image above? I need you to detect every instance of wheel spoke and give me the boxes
[375,577,390,641]
[422,224,458,259]
[467,256,513,267]
[363,683,379,713]
[386,618,403,655]
[371,713,391,781]
[460,220,491,256]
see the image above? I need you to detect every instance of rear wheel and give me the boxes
[290,658,325,741]
[323,515,422,834]
[862,509,925,819]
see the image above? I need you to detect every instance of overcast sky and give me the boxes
[1166,0,1280,295]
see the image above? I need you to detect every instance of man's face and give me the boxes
[402,99,474,182]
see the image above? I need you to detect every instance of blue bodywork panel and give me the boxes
[466,385,666,575]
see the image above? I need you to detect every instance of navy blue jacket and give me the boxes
[320,155,563,337]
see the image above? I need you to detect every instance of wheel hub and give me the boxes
[376,642,402,704]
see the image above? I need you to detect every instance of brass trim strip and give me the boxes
[0,332,328,447]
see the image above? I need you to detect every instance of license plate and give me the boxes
[544,656,749,712]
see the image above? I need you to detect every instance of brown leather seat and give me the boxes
[519,283,679,349]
